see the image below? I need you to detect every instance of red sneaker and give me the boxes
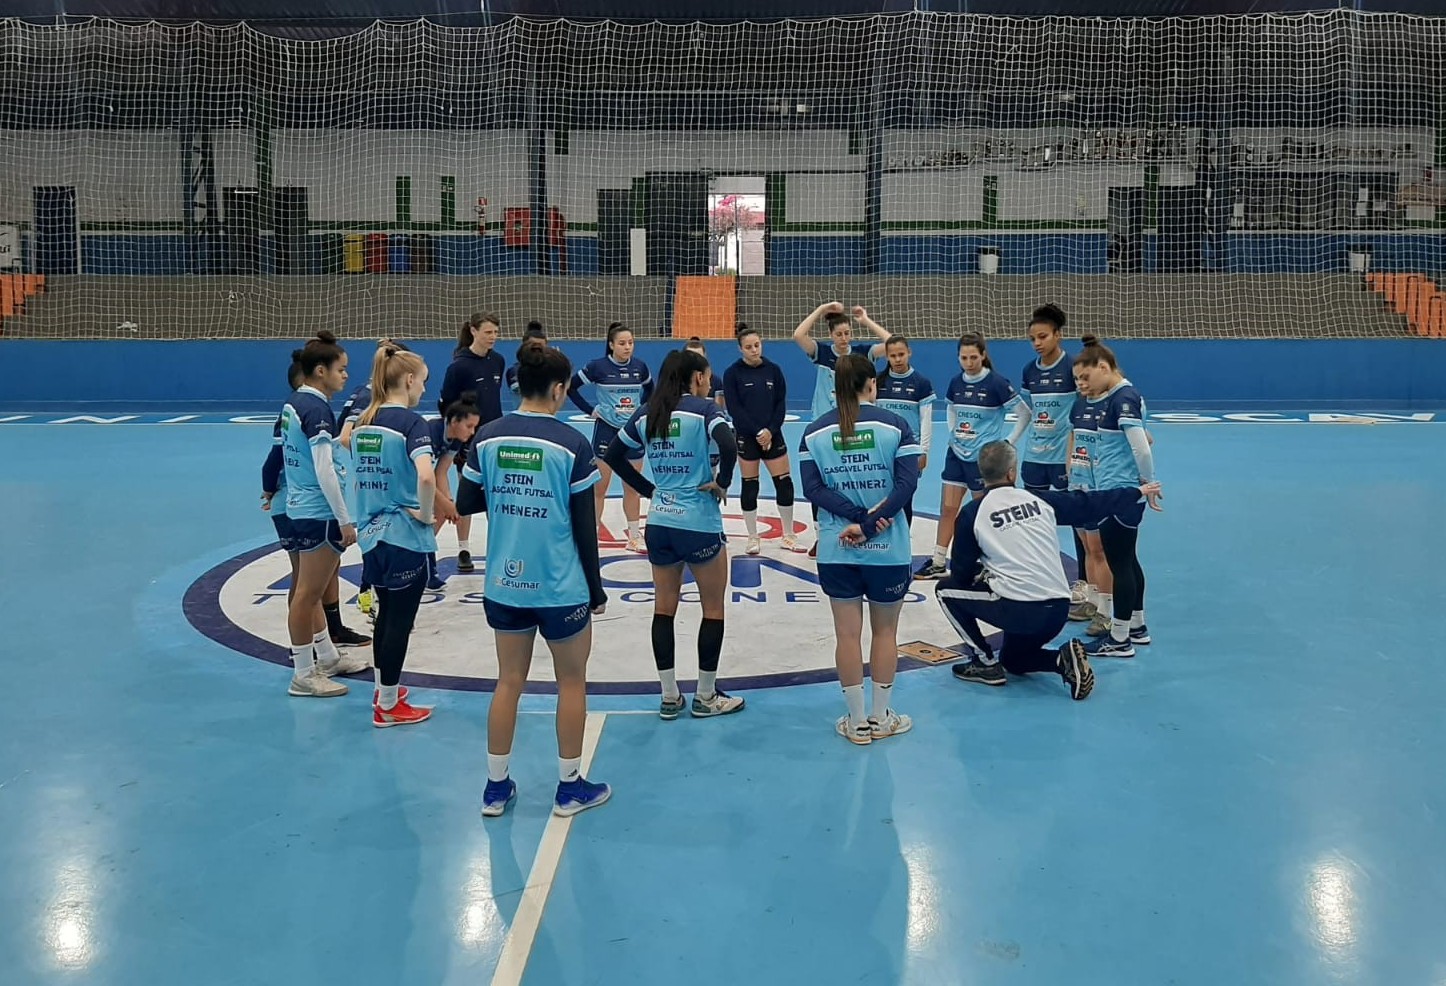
[373,697,432,728]
[372,686,410,706]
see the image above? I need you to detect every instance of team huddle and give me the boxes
[261,303,1163,818]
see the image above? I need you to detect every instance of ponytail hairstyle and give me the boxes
[823,311,851,334]
[957,331,993,371]
[523,319,547,341]
[604,321,631,358]
[457,311,499,351]
[357,342,427,429]
[286,354,305,390]
[1073,333,1119,371]
[294,329,346,378]
[647,348,709,442]
[833,353,877,440]
[735,321,759,344]
[685,336,706,355]
[515,343,573,400]
[1030,303,1067,333]
[445,392,481,422]
[884,333,909,350]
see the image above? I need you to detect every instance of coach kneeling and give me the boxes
[936,441,1162,700]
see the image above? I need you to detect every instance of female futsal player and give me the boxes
[261,356,306,608]
[440,313,505,573]
[352,344,438,727]
[723,323,798,554]
[874,333,936,525]
[800,354,921,745]
[1073,335,1159,658]
[606,348,745,720]
[458,343,611,818]
[1017,305,1094,621]
[279,331,368,697]
[568,321,653,550]
[915,333,1029,580]
[506,321,547,401]
[793,302,891,554]
[424,396,482,591]
[684,336,727,409]
[1068,361,1114,637]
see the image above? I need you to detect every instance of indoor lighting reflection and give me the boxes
[45,862,95,969]
[457,852,505,949]
[902,843,941,951]
[1307,854,1357,957]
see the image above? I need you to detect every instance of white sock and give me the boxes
[378,683,399,710]
[1098,593,1113,619]
[743,510,759,537]
[626,523,639,539]
[487,753,510,783]
[1088,586,1102,608]
[458,539,470,553]
[313,630,340,667]
[291,642,315,676]
[373,668,382,689]
[842,683,866,726]
[779,504,795,535]
[1131,609,1146,629]
[659,668,681,701]
[1111,619,1130,643]
[931,546,947,567]
[697,670,717,701]
[559,756,582,783]
[871,679,893,719]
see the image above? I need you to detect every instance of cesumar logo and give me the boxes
[504,558,525,579]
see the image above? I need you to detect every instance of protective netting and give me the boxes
[0,12,1441,340]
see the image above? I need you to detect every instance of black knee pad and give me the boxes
[773,475,795,508]
[740,478,761,512]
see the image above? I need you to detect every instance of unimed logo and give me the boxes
[354,433,383,455]
[667,417,682,438]
[831,429,876,452]
[497,445,543,471]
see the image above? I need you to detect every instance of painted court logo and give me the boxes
[182,505,1011,694]
[497,446,543,471]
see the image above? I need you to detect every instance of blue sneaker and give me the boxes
[427,573,447,592]
[553,777,612,817]
[1082,634,1136,659]
[1129,624,1151,646]
[480,777,516,817]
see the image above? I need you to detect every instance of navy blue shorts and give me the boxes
[817,563,913,604]
[286,518,343,554]
[1106,496,1147,530]
[646,525,725,568]
[941,454,983,492]
[484,598,593,642]
[272,513,295,550]
[361,542,430,591]
[593,421,644,462]
[1021,461,1068,493]
[738,431,788,462]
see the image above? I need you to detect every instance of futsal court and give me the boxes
[2,410,1443,985]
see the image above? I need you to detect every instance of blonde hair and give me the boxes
[357,341,427,429]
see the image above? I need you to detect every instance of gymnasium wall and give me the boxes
[4,338,1445,410]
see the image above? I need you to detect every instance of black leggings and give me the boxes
[374,579,427,687]
[1099,519,1145,621]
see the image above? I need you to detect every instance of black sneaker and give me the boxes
[914,560,948,580]
[951,659,1006,687]
[1056,639,1094,701]
[456,550,475,574]
[332,625,372,647]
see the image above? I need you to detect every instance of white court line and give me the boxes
[490,710,608,986]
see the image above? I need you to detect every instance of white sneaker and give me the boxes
[627,533,647,553]
[745,535,761,556]
[835,715,872,746]
[1070,580,1090,605]
[319,651,371,676]
[781,533,804,553]
[289,671,349,697]
[869,709,913,740]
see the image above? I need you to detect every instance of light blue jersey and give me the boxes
[573,355,653,428]
[875,369,937,452]
[944,369,1022,463]
[799,404,921,567]
[1020,353,1077,466]
[1090,382,1152,489]
[281,386,345,521]
[618,395,732,534]
[353,405,438,556]
[463,411,600,609]
[810,342,877,420]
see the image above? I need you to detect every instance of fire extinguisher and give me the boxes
[475,197,488,236]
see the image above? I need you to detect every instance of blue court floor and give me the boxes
[3,414,1446,985]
